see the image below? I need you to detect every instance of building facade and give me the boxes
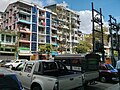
[45,3,81,54]
[0,0,80,60]
[0,0,58,60]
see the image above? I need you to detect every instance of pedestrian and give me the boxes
[116,60,120,85]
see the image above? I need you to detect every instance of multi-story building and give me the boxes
[0,1,81,60]
[45,3,80,54]
[1,0,58,60]
[0,30,17,60]
[0,12,3,28]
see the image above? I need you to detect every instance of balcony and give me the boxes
[39,31,45,35]
[57,30,62,34]
[39,21,46,27]
[18,47,30,54]
[52,34,57,38]
[51,41,58,46]
[19,27,31,34]
[38,40,45,43]
[1,42,16,46]
[18,14,31,24]
[19,37,30,43]
[19,10,31,16]
[63,25,69,29]
[72,16,77,20]
[72,40,79,43]
[39,15,45,19]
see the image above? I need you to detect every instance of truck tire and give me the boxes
[32,86,41,90]
[31,84,42,90]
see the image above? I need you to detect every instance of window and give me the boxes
[43,62,57,71]
[46,19,50,26]
[46,27,50,34]
[46,11,50,18]
[24,63,34,73]
[6,35,11,42]
[1,34,4,42]
[13,36,16,42]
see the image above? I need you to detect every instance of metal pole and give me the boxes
[92,2,95,52]
[100,8,105,62]
[109,15,114,66]
[118,35,120,60]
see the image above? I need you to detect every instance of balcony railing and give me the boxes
[19,37,30,41]
[38,40,45,43]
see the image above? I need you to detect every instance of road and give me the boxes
[76,81,120,90]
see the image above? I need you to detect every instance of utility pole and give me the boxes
[109,15,119,67]
[92,2,105,62]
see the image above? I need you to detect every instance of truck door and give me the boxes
[20,62,34,89]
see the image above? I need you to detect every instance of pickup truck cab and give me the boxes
[14,60,83,90]
[54,53,100,85]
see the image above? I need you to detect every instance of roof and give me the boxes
[26,60,54,63]
[0,68,15,75]
[54,54,85,60]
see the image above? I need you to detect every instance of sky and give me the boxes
[0,0,120,34]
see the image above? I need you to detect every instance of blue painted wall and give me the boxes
[31,6,37,52]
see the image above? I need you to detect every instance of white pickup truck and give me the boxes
[13,60,83,90]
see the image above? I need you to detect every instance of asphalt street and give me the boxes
[76,81,120,90]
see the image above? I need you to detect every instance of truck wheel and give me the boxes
[32,86,41,90]
[100,77,106,83]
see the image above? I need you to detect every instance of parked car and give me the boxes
[0,67,24,90]
[99,63,119,82]
[4,59,28,68]
[0,60,12,67]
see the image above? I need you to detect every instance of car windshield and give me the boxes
[106,64,114,70]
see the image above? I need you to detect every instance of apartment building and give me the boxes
[0,1,81,60]
[45,3,81,54]
[1,0,58,60]
[0,12,3,28]
[0,30,17,60]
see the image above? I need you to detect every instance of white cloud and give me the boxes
[78,10,92,34]
[78,10,109,34]
[59,1,68,8]
[32,0,43,7]
[46,0,56,5]
[0,0,17,11]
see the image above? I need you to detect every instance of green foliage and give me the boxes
[39,45,46,53]
[39,44,52,54]
[76,40,92,53]
[46,44,52,53]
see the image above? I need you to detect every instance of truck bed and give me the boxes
[36,70,80,77]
